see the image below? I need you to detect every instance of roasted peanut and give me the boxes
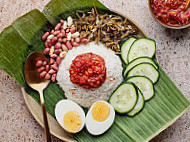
[42,32,49,40]
[45,65,50,72]
[54,30,60,36]
[81,38,88,44]
[49,69,56,74]
[55,42,62,49]
[51,65,59,72]
[45,73,51,80]
[60,19,64,24]
[54,49,62,55]
[56,56,61,65]
[36,60,43,67]
[49,58,54,64]
[51,74,57,82]
[47,34,54,40]
[50,54,58,58]
[58,38,63,43]
[61,44,68,51]
[55,23,61,31]
[40,71,47,78]
[42,61,47,66]
[66,41,73,50]
[72,42,80,47]
[37,66,45,73]
[62,38,67,43]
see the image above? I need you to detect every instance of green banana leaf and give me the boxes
[0,0,189,142]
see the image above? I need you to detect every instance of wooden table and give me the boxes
[0,0,189,141]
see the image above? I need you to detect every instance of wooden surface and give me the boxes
[0,0,190,142]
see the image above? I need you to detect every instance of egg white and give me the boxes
[85,100,115,135]
[55,99,85,133]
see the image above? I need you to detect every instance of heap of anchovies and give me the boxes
[74,7,138,52]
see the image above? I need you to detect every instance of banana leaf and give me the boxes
[0,0,189,142]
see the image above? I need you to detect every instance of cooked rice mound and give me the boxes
[57,42,123,108]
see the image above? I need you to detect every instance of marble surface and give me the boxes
[0,0,189,141]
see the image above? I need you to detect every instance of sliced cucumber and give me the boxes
[127,88,144,116]
[127,38,156,63]
[109,83,137,113]
[121,37,136,64]
[127,76,154,100]
[126,63,159,84]
[123,57,158,76]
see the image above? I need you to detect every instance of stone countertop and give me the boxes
[0,0,189,141]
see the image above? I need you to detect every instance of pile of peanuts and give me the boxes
[36,16,88,82]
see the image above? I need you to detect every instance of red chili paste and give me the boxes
[151,0,190,26]
[69,53,106,89]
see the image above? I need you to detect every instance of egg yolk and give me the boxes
[63,111,82,133]
[92,102,110,122]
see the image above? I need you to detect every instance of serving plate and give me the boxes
[0,0,189,141]
[21,10,147,141]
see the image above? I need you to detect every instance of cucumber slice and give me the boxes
[127,88,144,116]
[127,76,154,100]
[127,38,156,63]
[121,37,136,64]
[109,83,137,113]
[126,63,159,84]
[123,57,158,76]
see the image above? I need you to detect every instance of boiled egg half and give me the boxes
[86,100,115,135]
[55,100,85,133]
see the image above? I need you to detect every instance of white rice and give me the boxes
[57,42,123,108]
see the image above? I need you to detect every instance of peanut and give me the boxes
[66,41,73,50]
[56,56,61,65]
[57,33,64,38]
[42,61,47,66]
[55,23,61,31]
[62,38,67,43]
[50,54,58,58]
[49,58,54,64]
[55,42,62,49]
[54,49,62,55]
[52,37,58,44]
[45,73,51,80]
[60,19,64,24]
[61,44,68,51]
[81,38,88,44]
[45,65,50,72]
[51,30,54,34]
[51,74,57,82]
[36,60,42,67]
[66,29,70,33]
[43,48,50,55]
[72,42,80,47]
[47,34,54,40]
[40,71,47,78]
[54,30,60,36]
[42,32,49,40]
[45,42,49,48]
[37,66,45,73]
[58,38,63,43]
[49,69,56,74]
[51,65,59,72]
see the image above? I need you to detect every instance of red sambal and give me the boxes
[69,52,106,89]
[151,0,190,26]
